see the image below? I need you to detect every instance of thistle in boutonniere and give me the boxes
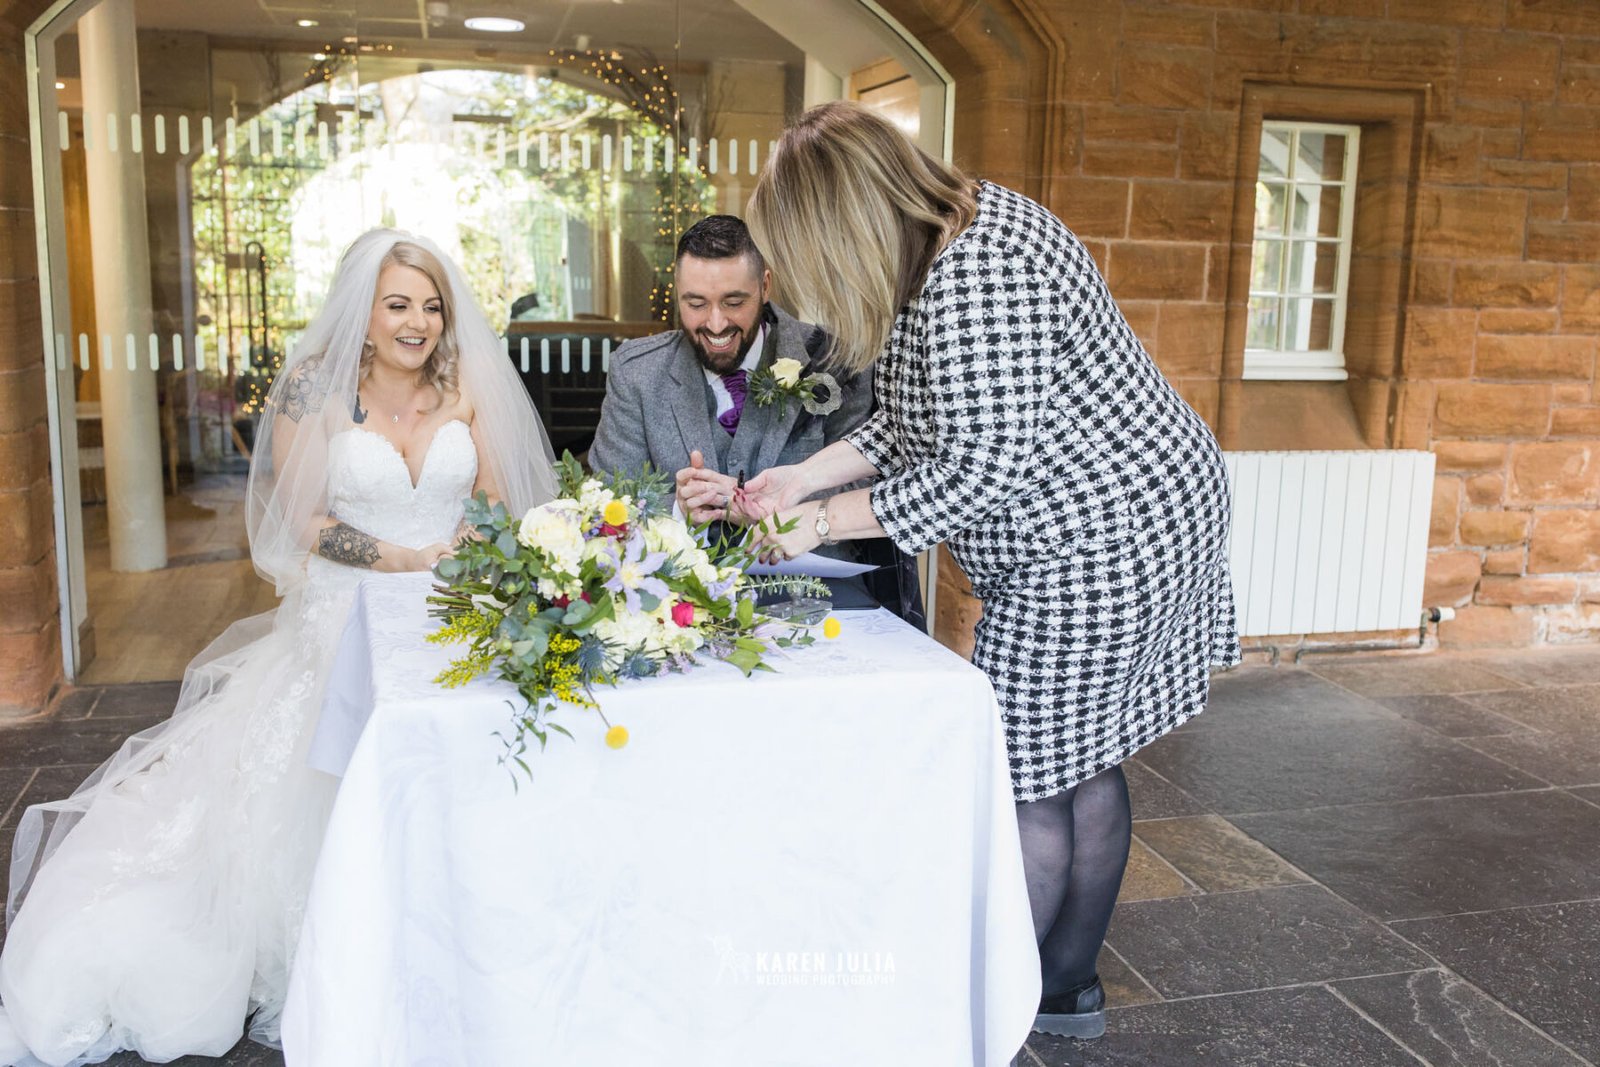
[747,357,843,419]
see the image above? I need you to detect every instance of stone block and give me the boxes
[1453,262,1560,307]
[0,477,51,569]
[1438,606,1539,649]
[1387,0,1506,28]
[1480,159,1569,190]
[1509,441,1600,504]
[1420,188,1528,259]
[1423,550,1481,608]
[1571,165,1600,223]
[1508,0,1600,36]
[1562,265,1600,329]
[1121,5,1216,46]
[0,365,46,437]
[1554,384,1593,404]
[1106,243,1207,301]
[1178,113,1236,181]
[1049,176,1129,239]
[1171,379,1220,428]
[1423,125,1481,184]
[1395,382,1435,450]
[1430,476,1460,547]
[1545,604,1600,643]
[0,555,56,634]
[1402,307,1475,378]
[1081,141,1178,179]
[1121,301,1159,350]
[0,206,35,281]
[1411,259,1453,305]
[1465,473,1504,506]
[0,618,61,717]
[1477,309,1559,334]
[1525,105,1600,162]
[1435,383,1552,437]
[0,422,47,492]
[1458,509,1531,546]
[1529,510,1600,573]
[1553,408,1600,436]
[1477,576,1580,606]
[1433,441,1506,473]
[1529,191,1566,222]
[1529,222,1600,263]
[1459,31,1561,102]
[1116,45,1212,110]
[1475,335,1596,380]
[1081,105,1181,145]
[1153,302,1225,378]
[1059,6,1121,104]
[1484,548,1525,575]
[1128,182,1232,243]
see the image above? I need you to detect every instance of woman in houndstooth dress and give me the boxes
[736,103,1240,1041]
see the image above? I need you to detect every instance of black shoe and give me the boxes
[1032,976,1106,1039]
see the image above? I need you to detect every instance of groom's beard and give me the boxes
[690,322,760,375]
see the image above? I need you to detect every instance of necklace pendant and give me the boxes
[392,413,400,423]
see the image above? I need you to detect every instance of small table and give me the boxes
[284,572,1039,1066]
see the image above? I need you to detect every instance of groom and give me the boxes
[589,215,920,621]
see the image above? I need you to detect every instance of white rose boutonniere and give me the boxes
[747,358,843,419]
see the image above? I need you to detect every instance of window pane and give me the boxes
[1283,297,1336,351]
[1291,183,1345,238]
[1254,181,1289,235]
[1259,127,1291,179]
[1286,240,1340,295]
[1295,131,1348,181]
[1247,297,1280,349]
[1250,239,1284,292]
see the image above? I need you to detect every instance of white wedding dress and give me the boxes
[0,419,478,1067]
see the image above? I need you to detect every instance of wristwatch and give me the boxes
[814,500,835,546]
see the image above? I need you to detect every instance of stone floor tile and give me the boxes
[0,719,152,771]
[1096,945,1160,1009]
[1372,694,1531,739]
[51,688,100,719]
[7,764,100,821]
[1452,687,1600,786]
[1568,786,1600,810]
[1026,985,1420,1066]
[0,767,37,823]
[1465,645,1600,688]
[1133,815,1308,894]
[1178,669,1402,733]
[1116,836,1196,903]
[89,681,182,719]
[1460,732,1600,789]
[1235,789,1600,922]
[1332,969,1585,1066]
[1464,684,1600,729]
[1138,716,1543,814]
[1123,759,1208,820]
[1309,658,1525,698]
[1105,884,1426,999]
[1394,900,1600,1062]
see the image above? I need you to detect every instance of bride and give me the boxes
[0,230,557,1065]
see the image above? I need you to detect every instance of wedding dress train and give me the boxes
[0,419,478,1067]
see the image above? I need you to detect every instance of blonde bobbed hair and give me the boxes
[747,101,978,374]
[362,240,461,405]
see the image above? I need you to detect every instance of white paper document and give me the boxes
[747,551,880,579]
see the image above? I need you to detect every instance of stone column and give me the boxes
[79,0,167,571]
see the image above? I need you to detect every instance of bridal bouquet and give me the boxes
[427,454,821,782]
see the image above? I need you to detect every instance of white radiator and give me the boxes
[1224,450,1437,637]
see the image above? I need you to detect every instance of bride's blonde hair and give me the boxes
[747,102,978,374]
[360,240,461,405]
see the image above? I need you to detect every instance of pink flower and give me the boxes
[671,601,696,627]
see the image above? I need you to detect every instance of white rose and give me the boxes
[770,357,804,388]
[645,515,699,560]
[516,502,586,576]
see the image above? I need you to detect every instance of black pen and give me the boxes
[736,469,746,490]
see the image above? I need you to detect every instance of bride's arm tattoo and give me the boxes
[276,360,326,423]
[318,522,381,567]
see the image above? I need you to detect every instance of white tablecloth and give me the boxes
[283,572,1039,1066]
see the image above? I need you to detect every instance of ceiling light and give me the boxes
[54,81,65,89]
[464,16,524,32]
[297,18,318,27]
[311,52,327,60]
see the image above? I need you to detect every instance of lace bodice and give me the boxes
[325,420,478,549]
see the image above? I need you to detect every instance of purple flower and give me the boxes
[597,531,670,613]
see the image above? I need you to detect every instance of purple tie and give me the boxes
[718,370,748,435]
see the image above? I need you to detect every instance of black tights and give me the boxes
[1014,764,1132,996]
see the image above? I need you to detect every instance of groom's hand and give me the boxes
[676,450,741,525]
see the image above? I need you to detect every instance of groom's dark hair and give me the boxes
[675,215,766,275]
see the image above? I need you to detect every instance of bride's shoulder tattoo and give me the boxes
[276,355,328,423]
[318,522,380,567]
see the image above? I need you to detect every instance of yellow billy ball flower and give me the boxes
[605,724,630,749]
[602,499,629,526]
[822,616,842,639]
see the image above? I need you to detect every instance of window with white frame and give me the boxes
[1245,121,1360,381]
